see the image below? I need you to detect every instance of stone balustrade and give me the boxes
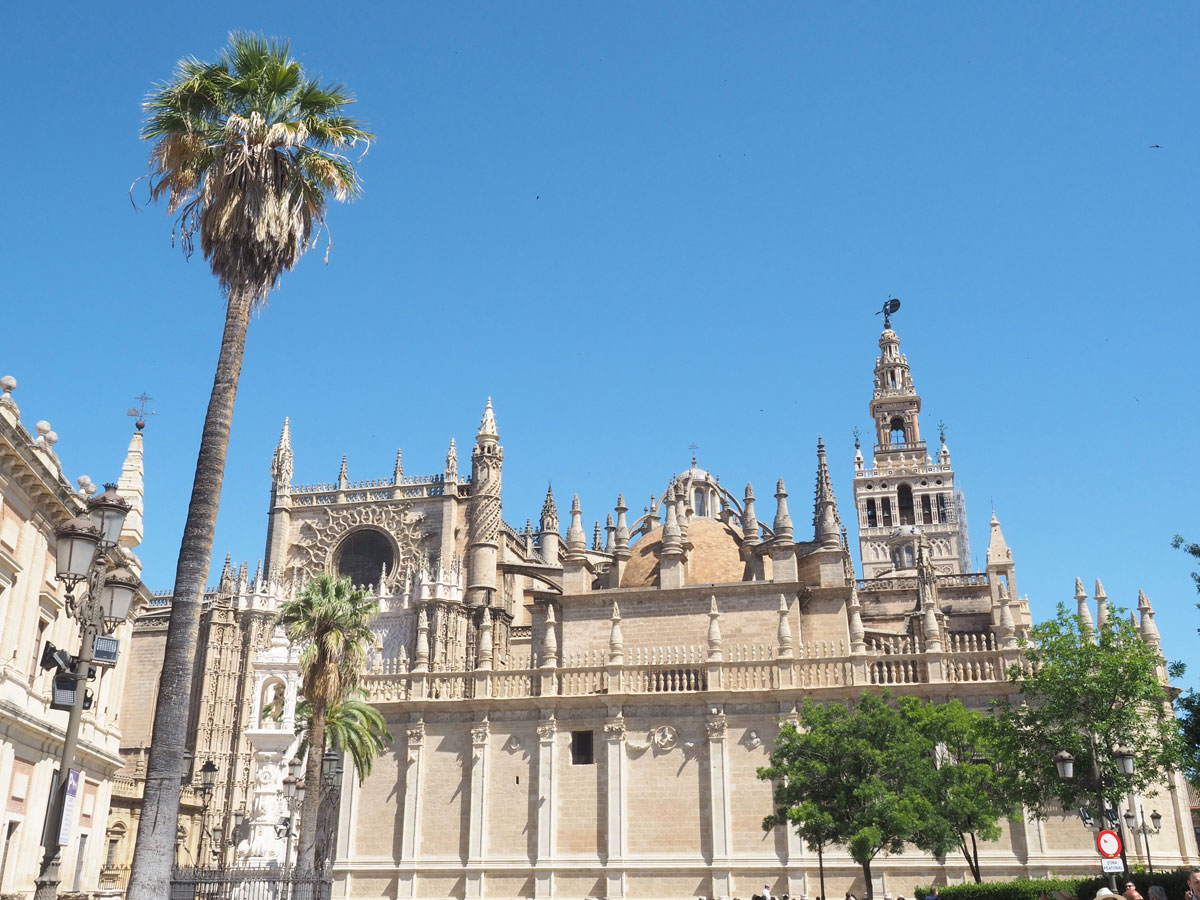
[362,639,1026,704]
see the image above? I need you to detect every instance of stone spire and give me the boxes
[478,397,499,438]
[414,605,430,671]
[467,399,503,606]
[566,494,587,554]
[271,417,294,487]
[997,581,1017,649]
[218,553,234,594]
[608,601,624,664]
[1094,578,1109,631]
[742,482,759,544]
[773,479,793,541]
[604,514,614,552]
[813,437,841,549]
[1075,578,1094,636]
[1137,589,1161,648]
[706,595,723,662]
[986,511,1011,564]
[476,611,494,670]
[117,427,145,561]
[337,455,349,490]
[661,485,683,553]
[592,520,603,551]
[776,594,793,660]
[539,484,560,565]
[846,551,866,654]
[444,438,458,482]
[542,603,559,665]
[614,494,630,553]
[393,448,403,484]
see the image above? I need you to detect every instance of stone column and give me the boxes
[466,720,491,898]
[706,709,733,900]
[604,715,627,900]
[535,716,558,899]
[399,722,425,900]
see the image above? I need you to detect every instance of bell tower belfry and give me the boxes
[853,311,971,578]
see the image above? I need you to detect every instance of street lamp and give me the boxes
[281,756,304,900]
[320,750,345,870]
[197,759,219,866]
[1054,742,1135,891]
[35,485,135,900]
[1123,806,1163,872]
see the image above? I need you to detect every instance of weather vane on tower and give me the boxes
[126,393,159,431]
[875,296,901,328]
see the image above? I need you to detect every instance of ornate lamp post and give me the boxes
[197,759,218,865]
[34,485,138,900]
[281,757,304,900]
[320,750,344,870]
[1123,806,1163,872]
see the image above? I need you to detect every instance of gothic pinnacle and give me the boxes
[813,437,840,549]
[445,438,459,481]
[478,396,498,438]
[540,483,559,532]
[773,478,793,541]
[566,494,587,552]
[742,482,759,543]
[1094,578,1109,630]
[1074,577,1094,635]
[393,448,403,483]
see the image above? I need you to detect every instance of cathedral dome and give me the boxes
[621,516,748,588]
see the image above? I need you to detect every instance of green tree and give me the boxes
[280,574,378,873]
[127,34,370,900]
[758,691,950,899]
[1171,535,1200,780]
[902,697,1022,883]
[988,602,1181,822]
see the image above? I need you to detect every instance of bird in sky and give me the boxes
[1149,144,1163,149]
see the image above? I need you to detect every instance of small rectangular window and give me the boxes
[570,730,594,765]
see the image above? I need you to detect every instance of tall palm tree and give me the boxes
[280,574,378,873]
[127,34,370,900]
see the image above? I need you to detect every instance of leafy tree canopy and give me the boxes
[987,601,1181,819]
[758,691,950,898]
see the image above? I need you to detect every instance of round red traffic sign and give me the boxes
[1097,829,1122,858]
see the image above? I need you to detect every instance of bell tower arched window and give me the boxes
[898,484,915,526]
[890,417,906,445]
[866,499,877,528]
[881,497,893,527]
[921,494,932,525]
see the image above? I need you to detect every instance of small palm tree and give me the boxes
[127,34,369,900]
[295,690,393,784]
[296,690,392,868]
[280,574,378,873]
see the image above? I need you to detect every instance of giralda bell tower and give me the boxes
[852,303,971,578]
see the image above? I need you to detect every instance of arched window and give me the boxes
[335,529,396,588]
[897,484,915,526]
[881,497,893,527]
[866,499,877,528]
[921,494,932,524]
[890,417,906,445]
[904,545,915,568]
[694,488,707,518]
[937,494,948,523]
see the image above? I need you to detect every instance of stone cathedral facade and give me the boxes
[113,321,1196,900]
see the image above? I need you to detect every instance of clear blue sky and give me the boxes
[4,3,1198,681]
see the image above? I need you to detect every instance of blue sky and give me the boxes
[3,3,1198,681]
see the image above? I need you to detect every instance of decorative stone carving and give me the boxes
[471,722,491,745]
[705,715,727,740]
[291,501,426,585]
[743,729,762,750]
[650,724,678,751]
[502,734,523,754]
[603,718,626,741]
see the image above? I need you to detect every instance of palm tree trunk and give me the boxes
[298,697,328,873]
[126,288,254,900]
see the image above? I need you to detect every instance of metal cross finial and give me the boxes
[937,420,946,444]
[126,393,159,431]
[852,426,861,450]
[688,442,699,468]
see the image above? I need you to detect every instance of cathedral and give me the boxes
[108,318,1196,900]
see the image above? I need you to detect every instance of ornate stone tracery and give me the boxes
[289,501,427,586]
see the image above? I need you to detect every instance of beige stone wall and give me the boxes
[418,724,470,859]
[485,725,535,862]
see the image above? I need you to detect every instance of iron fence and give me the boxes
[169,866,330,900]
